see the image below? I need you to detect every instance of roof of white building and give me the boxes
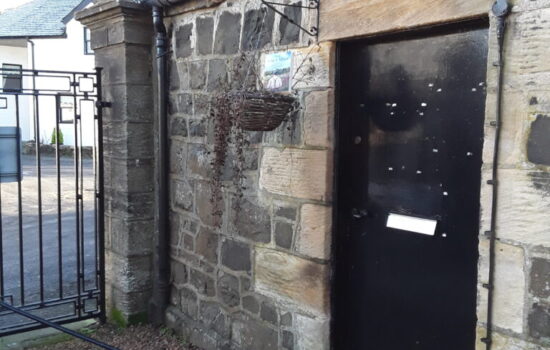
[0,0,91,38]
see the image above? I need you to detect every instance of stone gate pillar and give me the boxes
[76,1,155,325]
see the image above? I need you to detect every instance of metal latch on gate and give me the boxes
[96,101,112,108]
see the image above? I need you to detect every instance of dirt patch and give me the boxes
[33,324,199,350]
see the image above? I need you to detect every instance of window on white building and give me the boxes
[84,28,93,55]
[2,63,22,92]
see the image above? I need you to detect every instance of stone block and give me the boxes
[304,89,334,148]
[181,286,199,318]
[527,114,550,166]
[260,302,278,325]
[275,205,297,220]
[291,42,334,89]
[282,330,294,350]
[189,118,207,137]
[189,60,207,90]
[230,197,272,243]
[231,312,278,350]
[242,8,274,51]
[190,268,216,296]
[221,239,251,272]
[530,257,550,299]
[528,303,550,339]
[195,226,219,264]
[195,181,217,227]
[200,300,229,338]
[172,179,193,211]
[475,328,543,350]
[170,139,187,175]
[494,169,550,246]
[193,93,210,116]
[217,272,240,307]
[170,116,188,137]
[171,260,188,286]
[109,191,154,220]
[196,16,214,55]
[255,247,329,315]
[279,2,301,45]
[106,252,152,293]
[175,23,193,59]
[107,217,153,256]
[280,312,292,326]
[207,59,228,92]
[242,295,260,314]
[169,59,180,91]
[169,92,193,115]
[297,204,332,260]
[295,314,329,350]
[275,221,293,249]
[187,143,212,178]
[477,242,525,333]
[214,12,241,55]
[260,148,332,202]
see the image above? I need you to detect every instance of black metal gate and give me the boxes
[0,67,105,335]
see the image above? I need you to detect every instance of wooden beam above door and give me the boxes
[319,0,493,41]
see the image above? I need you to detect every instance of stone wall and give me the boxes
[163,1,333,349]
[475,2,550,349]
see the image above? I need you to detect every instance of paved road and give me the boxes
[0,155,98,329]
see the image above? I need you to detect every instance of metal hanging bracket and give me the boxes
[261,0,319,38]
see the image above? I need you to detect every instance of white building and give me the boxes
[0,0,95,146]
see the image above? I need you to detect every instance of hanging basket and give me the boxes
[235,92,296,131]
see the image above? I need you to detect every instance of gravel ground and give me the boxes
[33,324,196,350]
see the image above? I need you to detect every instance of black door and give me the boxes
[334,24,489,350]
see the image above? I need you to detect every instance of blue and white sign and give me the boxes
[262,51,292,92]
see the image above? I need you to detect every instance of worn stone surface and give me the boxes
[190,268,216,297]
[528,303,550,340]
[217,272,240,307]
[297,204,332,260]
[275,205,297,220]
[493,169,550,247]
[230,197,272,243]
[196,16,214,55]
[304,90,333,148]
[189,60,207,90]
[231,313,278,350]
[530,258,550,299]
[242,8,274,51]
[221,239,251,272]
[478,242,525,333]
[282,330,294,350]
[242,295,260,314]
[255,247,329,314]
[527,114,550,165]
[195,227,219,264]
[260,302,278,325]
[279,2,301,45]
[275,221,293,249]
[214,12,242,55]
[172,179,193,211]
[175,23,193,59]
[207,59,228,92]
[295,314,330,350]
[260,148,332,202]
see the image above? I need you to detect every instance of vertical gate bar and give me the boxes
[33,90,45,303]
[55,95,63,299]
[78,94,85,294]
[72,73,82,318]
[15,94,25,305]
[95,67,106,323]
[92,96,99,291]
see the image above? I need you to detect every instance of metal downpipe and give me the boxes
[149,5,171,326]
[482,0,510,349]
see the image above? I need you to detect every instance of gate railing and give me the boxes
[0,67,105,336]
